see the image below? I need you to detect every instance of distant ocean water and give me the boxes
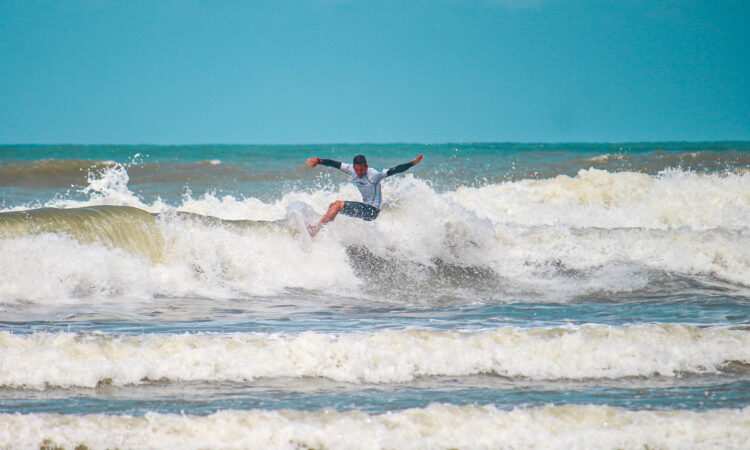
[1,142,750,448]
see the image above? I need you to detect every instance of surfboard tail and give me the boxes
[292,211,313,244]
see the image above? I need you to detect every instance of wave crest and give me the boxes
[3,404,750,449]
[2,325,749,388]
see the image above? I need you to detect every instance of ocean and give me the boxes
[1,142,749,448]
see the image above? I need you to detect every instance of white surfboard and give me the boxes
[292,211,313,245]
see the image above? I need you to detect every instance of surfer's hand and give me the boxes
[413,154,424,165]
[306,157,319,167]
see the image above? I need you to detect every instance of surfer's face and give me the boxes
[353,163,368,178]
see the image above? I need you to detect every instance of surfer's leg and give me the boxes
[309,200,344,236]
[341,201,380,221]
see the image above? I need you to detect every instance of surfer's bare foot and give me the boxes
[307,223,321,237]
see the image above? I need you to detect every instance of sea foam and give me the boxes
[1,325,748,388]
[2,404,749,449]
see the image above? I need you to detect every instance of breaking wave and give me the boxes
[1,164,750,303]
[2,324,749,388]
[2,404,749,449]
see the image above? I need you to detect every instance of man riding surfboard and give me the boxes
[305,153,424,236]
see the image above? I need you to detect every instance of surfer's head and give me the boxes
[353,155,368,177]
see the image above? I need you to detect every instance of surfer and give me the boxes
[305,153,424,236]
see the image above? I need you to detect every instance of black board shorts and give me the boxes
[342,201,380,221]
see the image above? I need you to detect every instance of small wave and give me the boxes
[1,404,749,449]
[0,205,166,261]
[585,153,624,162]
[0,203,305,302]
[552,146,750,177]
[2,325,748,388]
[448,167,750,230]
[0,205,278,262]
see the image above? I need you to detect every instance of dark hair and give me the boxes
[353,154,367,165]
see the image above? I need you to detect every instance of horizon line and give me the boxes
[2,139,749,147]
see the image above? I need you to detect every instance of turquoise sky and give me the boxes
[1,0,747,144]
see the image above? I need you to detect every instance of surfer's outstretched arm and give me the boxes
[385,153,424,177]
[306,158,341,169]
